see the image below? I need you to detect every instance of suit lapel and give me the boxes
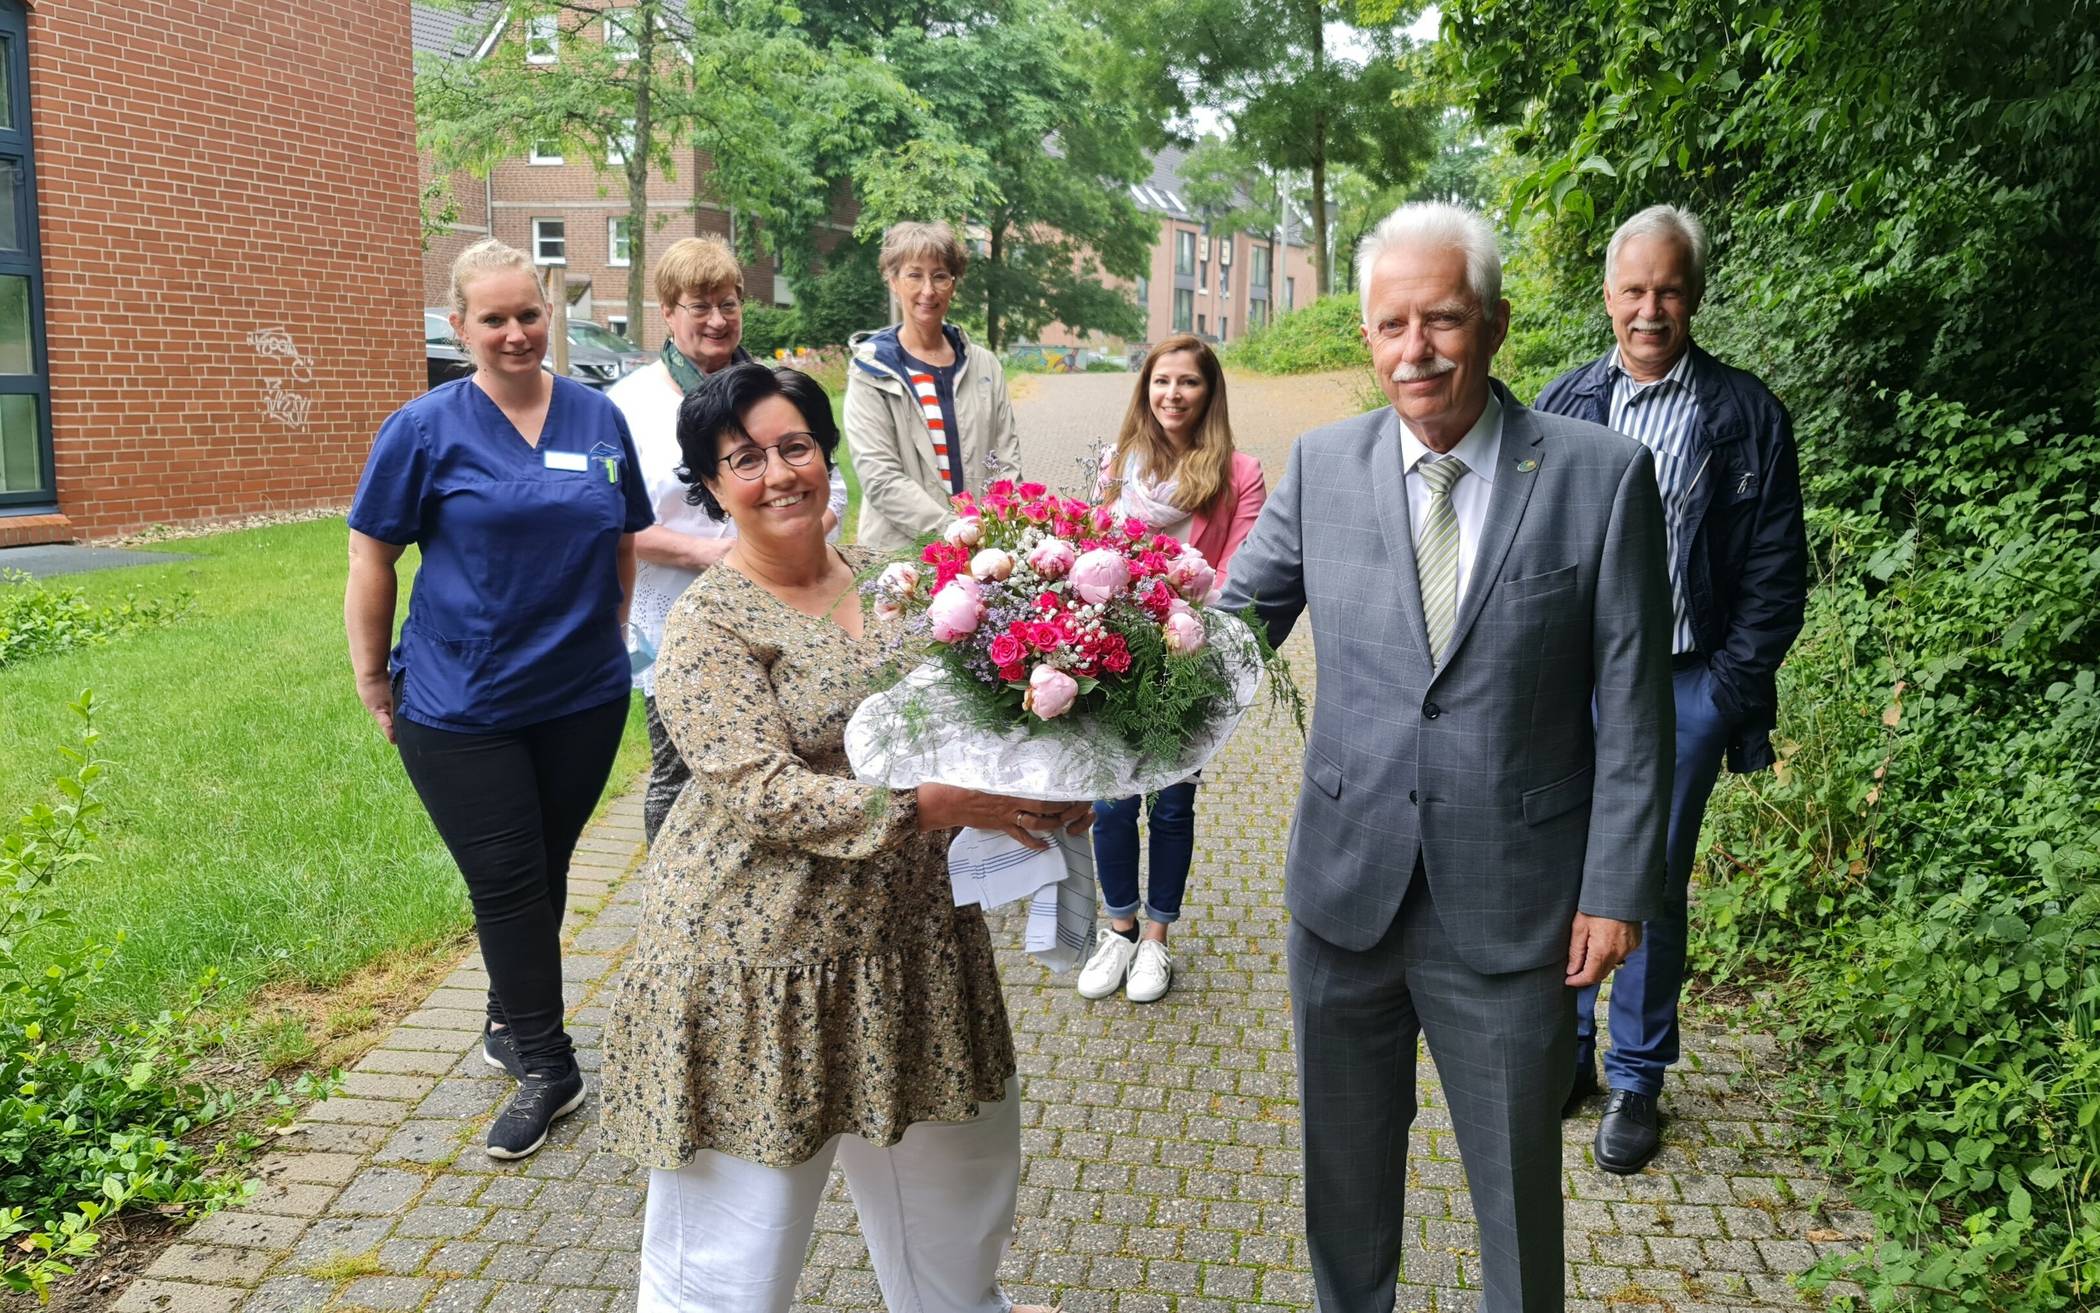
[1440,391,1545,674]
[1368,408,1434,664]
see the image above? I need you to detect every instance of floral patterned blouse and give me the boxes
[598,546,1016,1169]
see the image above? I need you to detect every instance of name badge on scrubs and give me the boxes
[544,449,589,472]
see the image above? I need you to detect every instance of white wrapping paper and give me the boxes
[846,612,1266,972]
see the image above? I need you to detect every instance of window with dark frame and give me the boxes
[1172,288,1193,333]
[0,2,51,507]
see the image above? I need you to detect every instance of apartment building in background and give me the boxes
[414,2,801,353]
[0,0,422,545]
[1035,144,1318,358]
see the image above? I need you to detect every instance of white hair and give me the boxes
[1605,205,1708,293]
[1356,203,1503,322]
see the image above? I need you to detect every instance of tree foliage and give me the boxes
[1094,0,1440,295]
[415,0,968,339]
[831,0,1158,349]
[1429,2,2100,1305]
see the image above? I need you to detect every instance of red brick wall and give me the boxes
[28,0,423,540]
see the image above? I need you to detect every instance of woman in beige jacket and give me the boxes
[844,221,1023,552]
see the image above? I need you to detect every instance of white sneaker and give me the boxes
[1126,940,1173,1003]
[1076,928,1139,999]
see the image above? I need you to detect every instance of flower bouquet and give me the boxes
[843,480,1295,969]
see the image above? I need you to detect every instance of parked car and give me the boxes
[423,309,649,391]
[424,311,474,390]
[565,319,652,388]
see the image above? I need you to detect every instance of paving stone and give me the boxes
[337,1071,440,1103]
[236,1274,335,1312]
[423,1280,497,1312]
[280,1123,393,1155]
[373,1120,471,1166]
[287,1217,394,1270]
[243,1180,341,1218]
[113,1281,246,1312]
[333,1275,431,1309]
[332,1166,425,1216]
[183,1211,310,1251]
[267,1153,366,1187]
[144,1243,278,1284]
[354,1048,462,1077]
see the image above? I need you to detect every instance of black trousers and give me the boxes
[395,695,629,1074]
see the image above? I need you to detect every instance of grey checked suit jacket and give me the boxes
[1220,383,1674,973]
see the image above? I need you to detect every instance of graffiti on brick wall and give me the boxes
[246,328,315,428]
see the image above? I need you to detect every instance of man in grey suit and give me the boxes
[1219,203,1674,1311]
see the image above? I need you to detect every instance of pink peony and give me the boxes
[1069,548,1132,605]
[1163,609,1207,655]
[970,548,1015,582]
[943,516,983,548]
[1165,552,1217,603]
[1023,664,1079,719]
[927,581,984,642]
[876,562,921,596]
[1026,537,1076,579]
[873,597,905,622]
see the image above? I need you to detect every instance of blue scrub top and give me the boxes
[349,376,655,733]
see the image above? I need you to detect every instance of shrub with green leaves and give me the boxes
[0,693,328,1299]
[0,569,189,669]
[1696,393,2100,1309]
[1218,292,1369,375]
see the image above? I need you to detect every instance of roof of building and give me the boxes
[410,3,501,59]
[1127,143,1310,247]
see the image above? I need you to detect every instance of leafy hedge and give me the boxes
[1218,293,1368,375]
[1696,392,2100,1308]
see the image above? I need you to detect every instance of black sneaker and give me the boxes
[485,1066,585,1160]
[481,1022,526,1081]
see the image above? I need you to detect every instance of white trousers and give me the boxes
[637,1077,1023,1313]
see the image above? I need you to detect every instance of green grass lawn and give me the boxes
[0,518,648,1017]
[2,424,862,1021]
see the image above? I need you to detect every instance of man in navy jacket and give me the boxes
[1534,205,1808,1174]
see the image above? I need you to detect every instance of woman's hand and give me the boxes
[356,671,397,743]
[916,784,1094,850]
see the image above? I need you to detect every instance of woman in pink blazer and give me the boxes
[1075,334,1267,1004]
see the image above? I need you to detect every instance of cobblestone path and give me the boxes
[115,372,1867,1313]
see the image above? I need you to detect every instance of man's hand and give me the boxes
[1565,914,1641,987]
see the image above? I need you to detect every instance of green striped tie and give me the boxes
[1416,456,1470,665]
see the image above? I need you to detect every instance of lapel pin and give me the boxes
[1516,458,1538,473]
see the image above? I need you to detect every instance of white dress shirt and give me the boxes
[1398,392,1504,608]
[611,361,847,697]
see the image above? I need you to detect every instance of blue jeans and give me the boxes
[1091,780,1198,924]
[1576,659,1734,1098]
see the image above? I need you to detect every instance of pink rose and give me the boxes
[927,582,983,642]
[877,562,921,597]
[1023,664,1079,719]
[970,548,1015,582]
[1163,610,1207,654]
[943,516,983,548]
[1027,621,1064,651]
[988,632,1027,667]
[1026,537,1076,579]
[1069,548,1131,605]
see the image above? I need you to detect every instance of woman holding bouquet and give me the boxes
[598,361,1086,1313]
[1076,335,1267,1004]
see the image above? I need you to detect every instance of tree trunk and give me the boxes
[986,221,1004,353]
[624,0,656,346]
[1307,4,1330,298]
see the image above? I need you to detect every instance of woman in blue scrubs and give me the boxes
[345,238,653,1160]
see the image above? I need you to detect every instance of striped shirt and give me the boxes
[1607,347,1702,654]
[899,347,963,495]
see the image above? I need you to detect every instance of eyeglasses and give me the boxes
[676,298,742,319]
[897,270,956,290]
[720,434,820,480]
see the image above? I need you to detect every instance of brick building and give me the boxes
[414,2,796,352]
[0,0,424,545]
[1035,144,1319,357]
